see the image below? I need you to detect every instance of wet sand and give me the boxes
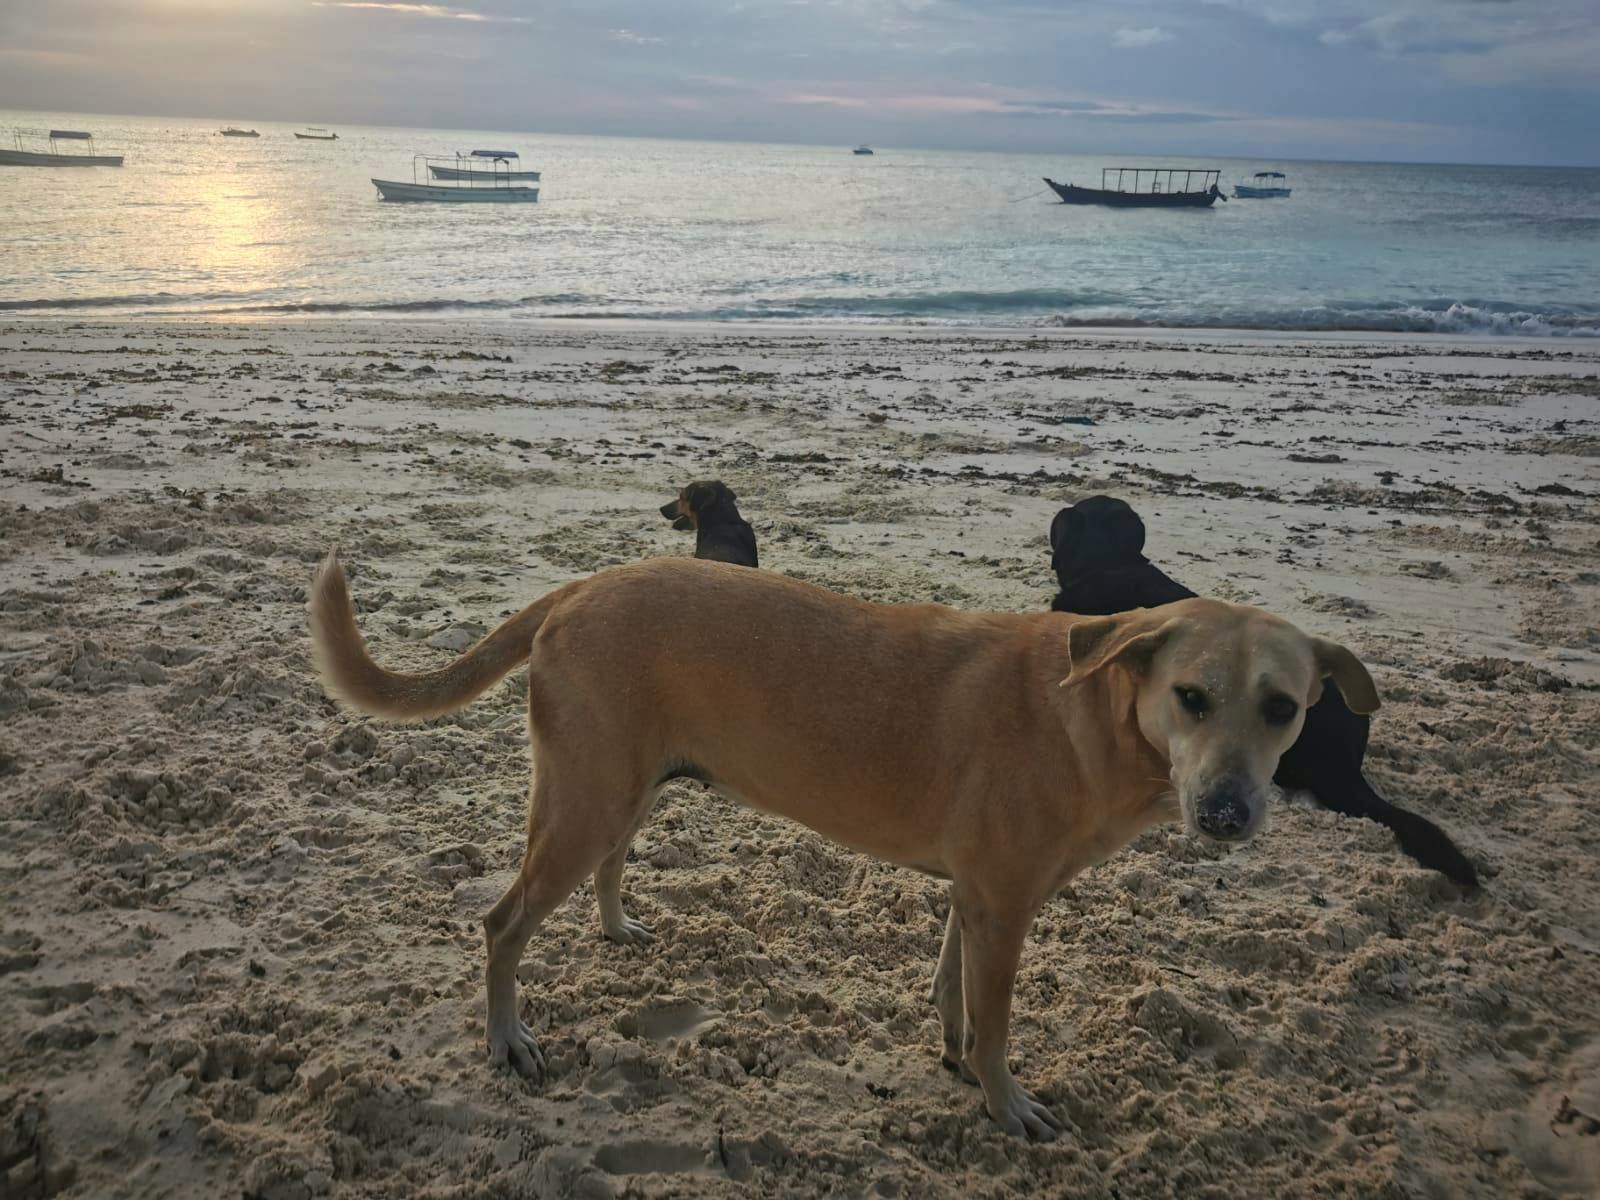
[2,319,1598,1198]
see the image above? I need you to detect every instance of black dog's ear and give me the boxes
[689,480,733,512]
[1048,506,1080,558]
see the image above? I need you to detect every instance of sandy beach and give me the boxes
[2,318,1597,1199]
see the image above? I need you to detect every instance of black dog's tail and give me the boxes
[1311,769,1480,889]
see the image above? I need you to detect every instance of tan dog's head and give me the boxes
[1061,598,1379,844]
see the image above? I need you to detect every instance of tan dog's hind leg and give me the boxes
[593,793,657,945]
[929,903,977,1084]
[484,775,642,1078]
[957,890,1065,1141]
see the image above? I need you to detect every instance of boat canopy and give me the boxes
[49,130,93,140]
[1253,171,1286,178]
[1098,167,1220,195]
[470,149,518,159]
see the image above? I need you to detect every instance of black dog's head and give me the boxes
[1049,495,1148,579]
[661,480,740,531]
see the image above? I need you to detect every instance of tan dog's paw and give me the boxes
[941,1053,980,1087]
[601,915,656,945]
[985,1079,1064,1141]
[487,1020,545,1081]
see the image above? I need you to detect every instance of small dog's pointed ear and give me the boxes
[1060,613,1175,689]
[1312,637,1380,714]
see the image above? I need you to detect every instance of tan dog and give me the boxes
[308,554,1378,1139]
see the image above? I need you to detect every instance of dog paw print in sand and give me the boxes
[1303,593,1379,619]
[1400,559,1453,581]
[614,998,722,1044]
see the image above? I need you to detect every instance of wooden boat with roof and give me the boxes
[1043,167,1225,208]
[425,149,541,182]
[1234,171,1291,198]
[0,129,123,167]
[373,153,538,202]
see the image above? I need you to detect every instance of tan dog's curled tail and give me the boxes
[307,551,556,721]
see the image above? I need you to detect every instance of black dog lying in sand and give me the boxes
[660,480,759,568]
[1050,495,1479,888]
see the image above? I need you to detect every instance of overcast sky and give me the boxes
[2,0,1596,164]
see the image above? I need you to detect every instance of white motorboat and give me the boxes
[373,154,538,203]
[427,149,540,182]
[0,129,123,167]
[1233,170,1292,198]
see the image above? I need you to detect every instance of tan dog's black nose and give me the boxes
[1195,783,1254,841]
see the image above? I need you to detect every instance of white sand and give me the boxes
[1,319,1597,1198]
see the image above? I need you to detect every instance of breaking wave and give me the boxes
[4,289,1597,337]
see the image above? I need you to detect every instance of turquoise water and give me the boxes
[2,110,1598,335]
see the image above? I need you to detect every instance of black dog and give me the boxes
[660,480,759,568]
[1050,496,1478,888]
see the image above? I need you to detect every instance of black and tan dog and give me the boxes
[1050,495,1478,888]
[660,480,758,568]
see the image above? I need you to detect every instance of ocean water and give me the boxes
[2,110,1598,335]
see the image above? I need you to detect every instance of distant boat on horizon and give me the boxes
[1044,167,1225,208]
[1234,170,1292,198]
[0,129,123,167]
[852,145,874,155]
[295,128,339,141]
[220,127,259,138]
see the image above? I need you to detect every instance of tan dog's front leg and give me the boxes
[957,894,1064,1141]
[593,793,657,945]
[929,902,976,1083]
[594,838,655,945]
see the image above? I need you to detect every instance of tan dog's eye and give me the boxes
[1174,686,1207,717]
[1262,694,1299,726]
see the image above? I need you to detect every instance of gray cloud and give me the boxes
[0,0,1593,163]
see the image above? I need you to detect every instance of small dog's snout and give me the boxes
[1195,784,1254,842]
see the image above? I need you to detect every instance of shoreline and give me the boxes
[10,311,1600,352]
[2,318,1597,1197]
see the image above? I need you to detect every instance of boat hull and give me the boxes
[295,133,338,141]
[0,147,123,167]
[1043,178,1219,207]
[372,178,539,203]
[1233,185,1291,198]
[428,164,541,181]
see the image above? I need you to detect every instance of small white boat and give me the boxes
[1234,170,1291,198]
[0,129,123,167]
[428,149,540,182]
[852,145,874,155]
[373,154,538,203]
[295,128,339,141]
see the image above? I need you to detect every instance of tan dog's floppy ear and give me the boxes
[1060,614,1174,689]
[1312,637,1380,714]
